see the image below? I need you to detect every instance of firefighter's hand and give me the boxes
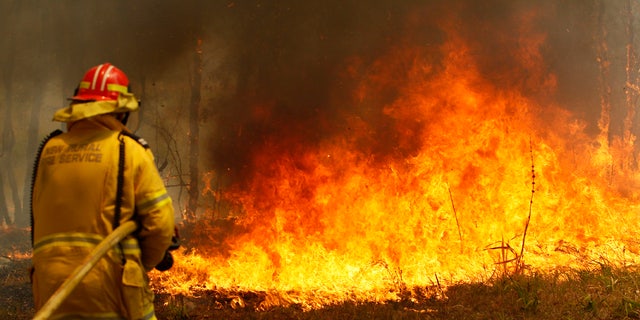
[155,251,174,271]
[155,233,180,271]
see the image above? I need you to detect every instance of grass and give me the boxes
[6,256,640,319]
[152,261,640,319]
[5,227,640,319]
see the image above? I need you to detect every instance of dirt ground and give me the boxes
[0,227,35,319]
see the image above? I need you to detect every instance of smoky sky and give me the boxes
[0,0,207,88]
[207,0,606,188]
[0,0,621,191]
[208,0,448,186]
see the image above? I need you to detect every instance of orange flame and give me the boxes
[152,8,640,309]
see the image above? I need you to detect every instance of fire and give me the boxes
[152,6,640,309]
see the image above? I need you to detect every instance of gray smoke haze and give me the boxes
[205,0,609,188]
[1,0,207,89]
[0,0,632,216]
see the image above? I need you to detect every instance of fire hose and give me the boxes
[32,221,138,320]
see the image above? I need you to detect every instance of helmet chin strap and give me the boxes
[115,112,130,126]
[121,112,130,125]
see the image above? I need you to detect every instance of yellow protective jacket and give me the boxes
[31,115,175,320]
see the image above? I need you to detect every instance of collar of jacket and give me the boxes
[52,91,139,122]
[66,114,131,133]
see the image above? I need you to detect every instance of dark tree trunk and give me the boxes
[2,103,24,227]
[0,57,13,225]
[623,0,640,158]
[0,172,9,226]
[0,1,18,226]
[2,104,19,226]
[596,0,611,140]
[187,37,203,222]
[17,89,42,227]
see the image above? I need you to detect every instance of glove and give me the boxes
[155,230,180,271]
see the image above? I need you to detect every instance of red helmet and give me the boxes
[72,63,130,101]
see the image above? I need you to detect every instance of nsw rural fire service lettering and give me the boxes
[42,143,103,165]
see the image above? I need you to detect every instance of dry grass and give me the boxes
[4,227,640,319]
[151,262,640,320]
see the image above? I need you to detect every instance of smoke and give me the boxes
[205,0,609,189]
[0,0,629,217]
[209,0,448,184]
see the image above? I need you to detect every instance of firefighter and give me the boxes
[30,62,176,319]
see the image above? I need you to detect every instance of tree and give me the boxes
[186,37,203,224]
[0,0,19,226]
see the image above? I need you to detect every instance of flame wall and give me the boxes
[153,0,640,306]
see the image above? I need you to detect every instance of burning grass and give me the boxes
[4,227,640,319]
[152,261,640,319]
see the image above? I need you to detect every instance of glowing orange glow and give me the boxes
[151,11,640,309]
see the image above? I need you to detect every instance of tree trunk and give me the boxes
[0,60,14,225]
[622,0,637,153]
[17,87,42,227]
[17,4,48,227]
[0,171,10,226]
[596,0,611,141]
[1,4,17,225]
[2,103,21,226]
[187,37,203,223]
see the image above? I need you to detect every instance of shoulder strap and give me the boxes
[114,132,127,264]
[120,131,149,149]
[114,131,147,264]
[30,129,63,246]
[113,130,149,228]
[114,133,126,230]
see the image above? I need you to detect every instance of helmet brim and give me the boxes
[54,92,139,122]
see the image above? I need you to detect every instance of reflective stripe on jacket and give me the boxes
[31,115,174,319]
